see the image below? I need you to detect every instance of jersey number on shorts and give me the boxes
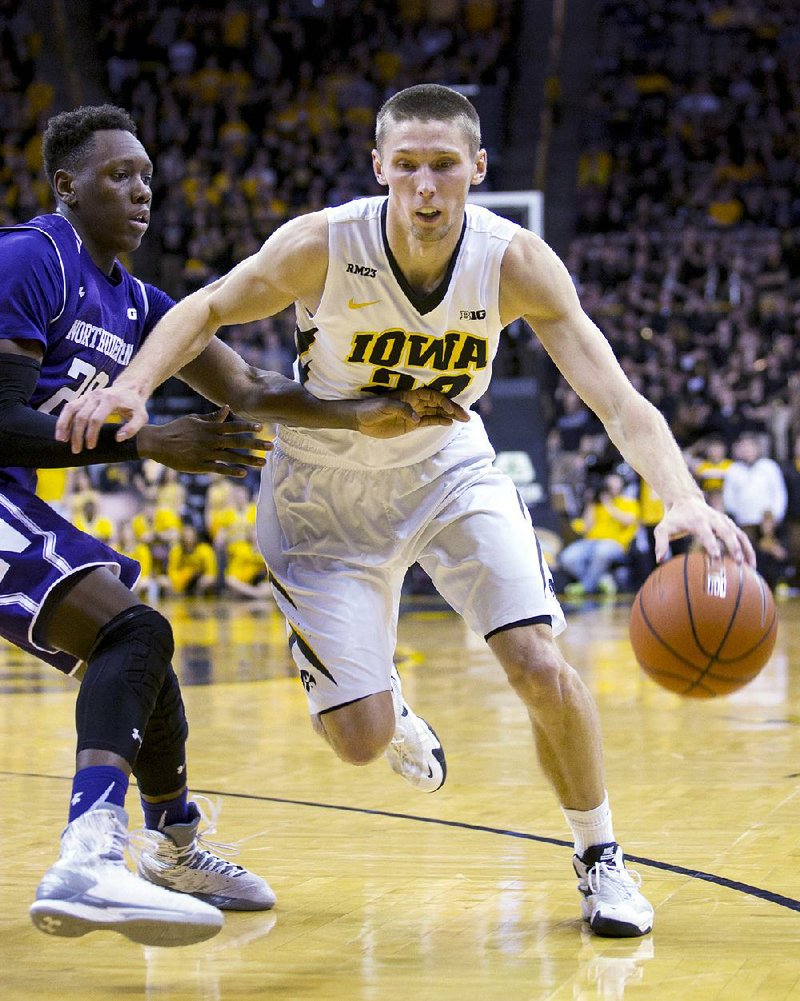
[37,358,111,415]
[0,517,31,585]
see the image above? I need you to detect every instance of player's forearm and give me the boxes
[179,339,360,430]
[178,339,361,429]
[603,395,703,508]
[227,368,362,430]
[0,353,139,467]
[119,290,220,398]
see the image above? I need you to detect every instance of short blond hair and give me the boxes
[375,84,482,157]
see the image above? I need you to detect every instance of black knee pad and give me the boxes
[133,664,190,797]
[76,605,175,763]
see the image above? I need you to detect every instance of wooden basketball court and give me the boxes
[2,593,799,1000]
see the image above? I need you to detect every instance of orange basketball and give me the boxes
[629,551,777,697]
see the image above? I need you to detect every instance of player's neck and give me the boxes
[56,208,119,276]
[384,217,462,296]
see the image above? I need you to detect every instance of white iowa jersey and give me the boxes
[279,195,520,469]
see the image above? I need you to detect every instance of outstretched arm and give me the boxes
[179,337,469,438]
[500,230,755,566]
[0,341,267,477]
[55,211,329,449]
[55,206,468,449]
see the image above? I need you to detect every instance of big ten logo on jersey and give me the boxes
[346,327,489,399]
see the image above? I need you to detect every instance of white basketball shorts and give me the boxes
[256,419,566,715]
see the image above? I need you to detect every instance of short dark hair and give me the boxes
[375,84,482,157]
[42,104,138,190]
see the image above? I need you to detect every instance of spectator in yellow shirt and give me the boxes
[692,435,733,502]
[72,495,114,544]
[132,497,182,580]
[223,521,271,599]
[166,524,218,596]
[115,521,162,602]
[35,466,72,517]
[558,473,640,595]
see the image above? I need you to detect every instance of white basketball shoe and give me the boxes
[384,666,446,792]
[573,842,654,937]
[30,804,223,946]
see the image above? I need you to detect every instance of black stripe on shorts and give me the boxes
[484,615,553,642]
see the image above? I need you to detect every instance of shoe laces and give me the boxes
[388,732,413,764]
[586,857,643,900]
[182,796,244,874]
[63,809,128,865]
[131,796,245,876]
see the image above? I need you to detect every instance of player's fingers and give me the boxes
[394,402,420,424]
[213,434,272,452]
[438,398,469,421]
[692,522,724,562]
[69,405,97,453]
[414,415,452,428]
[85,408,113,450]
[710,515,748,564]
[653,522,671,563]
[113,404,149,442]
[404,390,468,421]
[54,402,76,441]
[202,405,231,424]
[214,420,265,436]
[114,417,137,442]
[208,461,249,478]
[735,526,757,568]
[213,449,267,468]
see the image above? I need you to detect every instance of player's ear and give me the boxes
[54,169,77,206]
[470,149,488,186]
[372,149,388,187]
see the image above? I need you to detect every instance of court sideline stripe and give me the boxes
[3,769,798,914]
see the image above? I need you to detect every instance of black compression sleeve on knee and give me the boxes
[133,664,190,797]
[76,605,175,764]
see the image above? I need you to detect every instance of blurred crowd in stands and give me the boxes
[97,0,515,372]
[37,459,270,601]
[548,0,800,595]
[2,0,799,597]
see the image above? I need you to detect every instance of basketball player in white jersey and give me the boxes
[59,84,754,938]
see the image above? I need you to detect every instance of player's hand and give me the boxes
[136,407,271,477]
[353,388,470,439]
[653,496,756,567]
[55,385,149,452]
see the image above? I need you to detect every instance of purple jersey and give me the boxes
[0,480,140,673]
[0,213,172,672]
[0,213,174,491]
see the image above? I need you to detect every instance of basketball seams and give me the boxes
[634,589,708,673]
[715,610,778,663]
[629,552,777,698]
[633,656,718,696]
[684,555,742,660]
[683,557,743,693]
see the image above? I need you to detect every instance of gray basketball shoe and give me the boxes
[136,801,276,910]
[30,804,223,946]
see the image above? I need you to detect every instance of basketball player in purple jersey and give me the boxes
[2,105,464,946]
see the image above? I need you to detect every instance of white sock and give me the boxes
[562,793,614,857]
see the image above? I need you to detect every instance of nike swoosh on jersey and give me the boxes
[348,298,381,309]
